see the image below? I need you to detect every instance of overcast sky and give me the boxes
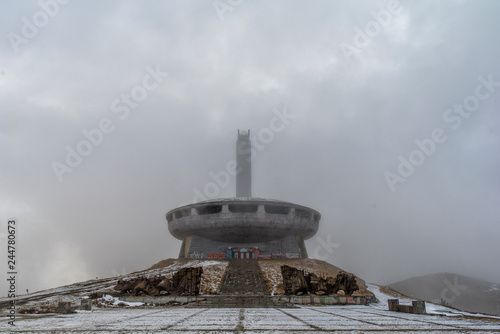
[1,0,499,294]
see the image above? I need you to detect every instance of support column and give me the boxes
[296,235,308,259]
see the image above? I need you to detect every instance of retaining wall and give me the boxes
[121,294,377,306]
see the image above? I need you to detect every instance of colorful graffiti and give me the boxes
[256,253,272,259]
[189,252,206,259]
[271,251,283,259]
[189,248,300,259]
[207,253,226,259]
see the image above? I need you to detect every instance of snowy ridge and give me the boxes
[368,283,500,319]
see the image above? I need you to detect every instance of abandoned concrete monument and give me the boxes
[138,130,374,307]
[166,130,321,259]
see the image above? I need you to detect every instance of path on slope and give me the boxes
[218,259,269,295]
[192,258,293,308]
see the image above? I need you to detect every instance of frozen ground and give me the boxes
[1,283,499,333]
[0,259,227,314]
[2,304,500,333]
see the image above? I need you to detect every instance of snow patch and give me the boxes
[101,294,144,307]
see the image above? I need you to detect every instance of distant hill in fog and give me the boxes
[389,273,500,316]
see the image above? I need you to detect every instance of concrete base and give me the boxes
[57,302,73,314]
[275,294,377,306]
[80,299,92,311]
[121,295,203,305]
[121,294,377,307]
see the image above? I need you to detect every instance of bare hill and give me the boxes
[389,273,500,316]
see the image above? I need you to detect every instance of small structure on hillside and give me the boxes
[388,299,426,314]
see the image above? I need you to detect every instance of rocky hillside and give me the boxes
[258,258,371,296]
[0,258,373,313]
[0,259,228,312]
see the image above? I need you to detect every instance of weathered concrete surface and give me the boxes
[57,301,73,314]
[218,259,269,296]
[4,306,500,333]
[275,294,377,305]
[236,129,252,197]
[121,294,377,308]
[388,298,427,314]
[167,198,320,243]
[80,299,92,311]
[121,295,203,304]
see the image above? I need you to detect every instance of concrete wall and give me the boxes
[121,294,378,306]
[181,234,304,259]
[388,299,426,314]
[122,296,203,304]
[275,295,375,305]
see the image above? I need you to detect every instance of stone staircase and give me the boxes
[218,259,269,295]
[189,259,295,308]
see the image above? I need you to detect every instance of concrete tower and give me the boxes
[236,130,252,197]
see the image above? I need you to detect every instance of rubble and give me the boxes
[114,266,203,297]
[281,265,359,296]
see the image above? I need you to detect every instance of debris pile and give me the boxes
[281,265,359,296]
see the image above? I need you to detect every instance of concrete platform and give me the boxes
[2,305,500,333]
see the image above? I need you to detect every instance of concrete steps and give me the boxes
[188,259,295,308]
[218,259,269,295]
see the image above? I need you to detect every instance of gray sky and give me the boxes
[1,0,499,294]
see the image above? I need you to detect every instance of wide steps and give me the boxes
[188,259,295,308]
[218,259,269,295]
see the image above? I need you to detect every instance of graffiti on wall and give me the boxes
[207,253,226,259]
[272,251,283,259]
[189,252,206,259]
[189,247,300,259]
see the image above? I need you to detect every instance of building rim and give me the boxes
[166,197,321,221]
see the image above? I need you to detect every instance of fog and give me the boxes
[1,0,499,294]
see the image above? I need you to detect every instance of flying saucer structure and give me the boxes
[166,130,320,259]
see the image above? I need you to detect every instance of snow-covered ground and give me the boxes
[1,282,499,333]
[2,304,500,333]
[1,260,498,333]
[368,283,500,319]
[0,259,228,315]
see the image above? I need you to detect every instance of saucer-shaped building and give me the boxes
[166,130,320,259]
